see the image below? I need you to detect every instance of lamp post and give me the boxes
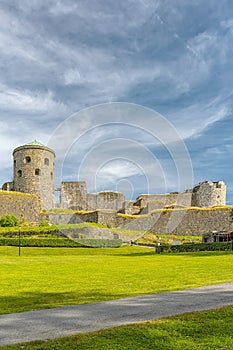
[18,225,21,257]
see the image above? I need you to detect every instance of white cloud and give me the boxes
[0,85,67,114]
[97,160,143,182]
[169,102,231,140]
[64,69,82,85]
[221,19,233,30]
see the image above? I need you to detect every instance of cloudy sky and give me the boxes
[1,0,233,202]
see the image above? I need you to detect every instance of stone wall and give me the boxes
[87,191,125,211]
[121,201,141,215]
[86,193,98,210]
[116,208,233,235]
[13,144,55,210]
[135,192,192,210]
[47,211,98,224]
[0,191,41,222]
[60,183,125,212]
[47,208,233,236]
[149,208,233,235]
[60,182,87,210]
[95,191,125,211]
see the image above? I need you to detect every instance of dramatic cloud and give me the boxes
[1,0,233,201]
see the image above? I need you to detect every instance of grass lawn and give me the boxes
[1,306,233,349]
[0,246,233,314]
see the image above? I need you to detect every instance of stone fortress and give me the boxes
[1,141,227,215]
[2,141,233,237]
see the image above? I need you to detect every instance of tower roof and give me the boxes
[13,140,55,156]
[25,140,46,147]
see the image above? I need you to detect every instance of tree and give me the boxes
[0,214,19,227]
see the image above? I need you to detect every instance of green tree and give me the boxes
[0,214,19,227]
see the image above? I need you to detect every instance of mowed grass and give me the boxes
[1,307,233,350]
[0,246,233,314]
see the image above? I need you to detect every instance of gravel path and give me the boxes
[0,282,233,346]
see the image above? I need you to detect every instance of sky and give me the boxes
[1,0,233,202]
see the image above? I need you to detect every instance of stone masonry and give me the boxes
[1,142,228,222]
[13,141,55,210]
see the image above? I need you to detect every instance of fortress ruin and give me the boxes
[1,141,227,214]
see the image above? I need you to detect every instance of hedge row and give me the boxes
[0,237,122,248]
[0,237,82,248]
[155,242,232,253]
[73,238,122,248]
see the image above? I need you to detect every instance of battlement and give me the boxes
[1,142,227,214]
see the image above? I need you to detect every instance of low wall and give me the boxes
[47,211,98,224]
[47,207,233,236]
[117,208,233,235]
[0,191,41,222]
[135,193,192,208]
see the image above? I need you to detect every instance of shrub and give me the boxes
[72,238,122,248]
[0,214,19,227]
[0,236,82,247]
[38,221,50,227]
[169,242,232,253]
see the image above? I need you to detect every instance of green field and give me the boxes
[1,246,233,315]
[1,306,233,350]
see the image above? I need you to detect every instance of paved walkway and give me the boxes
[1,282,233,346]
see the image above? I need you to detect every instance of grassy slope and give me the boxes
[1,306,233,350]
[0,223,202,244]
[0,246,233,314]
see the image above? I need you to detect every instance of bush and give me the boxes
[38,221,50,227]
[169,242,232,253]
[0,236,82,247]
[0,214,19,227]
[72,238,122,248]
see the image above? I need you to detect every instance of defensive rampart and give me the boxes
[47,207,233,235]
[0,191,41,222]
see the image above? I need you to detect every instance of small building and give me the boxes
[202,231,233,243]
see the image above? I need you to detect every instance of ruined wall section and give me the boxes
[2,182,13,191]
[86,193,98,210]
[60,182,87,210]
[47,208,233,236]
[121,201,141,215]
[95,191,125,211]
[135,192,192,212]
[60,183,126,211]
[87,191,125,211]
[191,181,226,207]
[0,191,41,222]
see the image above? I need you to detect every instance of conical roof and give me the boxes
[13,140,55,155]
[25,140,46,147]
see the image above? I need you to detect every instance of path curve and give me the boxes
[0,282,233,346]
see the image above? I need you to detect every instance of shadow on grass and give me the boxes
[0,290,135,315]
[171,251,233,257]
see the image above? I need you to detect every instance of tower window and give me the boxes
[35,168,41,176]
[25,156,31,163]
[17,170,22,177]
[44,158,49,166]
[14,160,16,166]
[51,172,53,179]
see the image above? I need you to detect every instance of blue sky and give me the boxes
[1,0,233,202]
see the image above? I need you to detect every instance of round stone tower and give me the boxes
[13,141,55,210]
[191,180,226,207]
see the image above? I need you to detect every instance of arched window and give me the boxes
[17,170,22,177]
[35,169,41,176]
[25,156,31,163]
[44,158,49,166]
[51,172,53,179]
